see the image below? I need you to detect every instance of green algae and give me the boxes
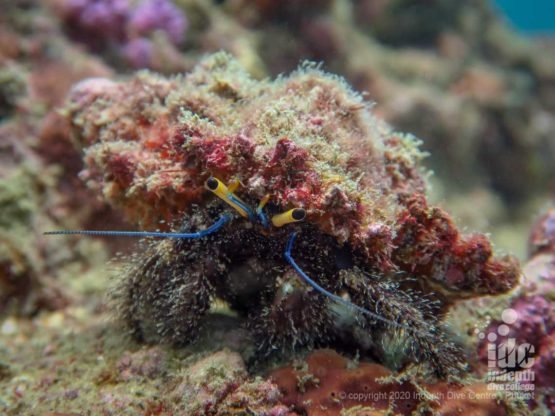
[0,65,26,121]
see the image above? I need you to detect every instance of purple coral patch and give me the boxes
[58,0,187,67]
[129,0,188,45]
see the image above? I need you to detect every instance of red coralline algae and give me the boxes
[270,349,514,416]
[392,195,517,302]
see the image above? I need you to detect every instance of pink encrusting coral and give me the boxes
[64,53,519,304]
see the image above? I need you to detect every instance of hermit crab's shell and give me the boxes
[64,52,519,302]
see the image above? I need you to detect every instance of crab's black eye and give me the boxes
[292,208,306,221]
[206,177,219,191]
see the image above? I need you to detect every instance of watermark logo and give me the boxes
[476,308,535,401]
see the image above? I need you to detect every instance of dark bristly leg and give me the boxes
[248,270,334,355]
[285,232,465,379]
[112,238,218,345]
[341,268,467,379]
[284,232,416,332]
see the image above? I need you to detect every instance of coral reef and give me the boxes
[1,0,553,414]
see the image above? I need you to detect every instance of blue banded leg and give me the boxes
[44,213,232,239]
[284,232,413,332]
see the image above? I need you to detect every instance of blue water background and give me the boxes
[496,0,555,33]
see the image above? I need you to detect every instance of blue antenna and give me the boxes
[44,214,231,239]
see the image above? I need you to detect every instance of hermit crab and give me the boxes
[46,53,519,378]
[48,175,466,378]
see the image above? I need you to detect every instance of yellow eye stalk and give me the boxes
[271,208,306,227]
[205,177,253,219]
[205,176,306,228]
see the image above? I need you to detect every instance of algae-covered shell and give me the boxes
[64,52,519,301]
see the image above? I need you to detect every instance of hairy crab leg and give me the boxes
[44,213,232,239]
[284,231,417,333]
